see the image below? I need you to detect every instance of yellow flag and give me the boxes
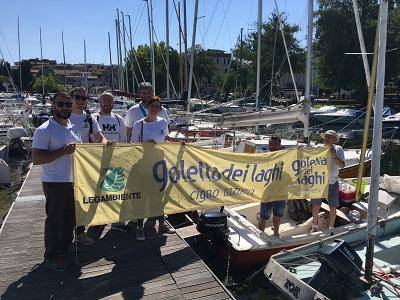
[73,143,330,226]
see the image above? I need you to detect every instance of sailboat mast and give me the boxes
[62,30,67,90]
[17,16,23,92]
[121,11,129,93]
[270,23,278,107]
[166,0,170,101]
[127,14,137,93]
[183,0,188,91]
[365,0,388,282]
[304,0,313,140]
[352,0,371,87]
[108,32,114,90]
[273,0,300,103]
[146,0,156,92]
[115,17,121,91]
[40,27,44,96]
[186,0,199,112]
[178,1,183,96]
[239,27,243,96]
[255,0,262,110]
[83,38,88,92]
[116,10,124,92]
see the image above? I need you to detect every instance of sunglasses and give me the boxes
[55,102,72,108]
[73,95,88,101]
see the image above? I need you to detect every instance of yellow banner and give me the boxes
[73,143,331,226]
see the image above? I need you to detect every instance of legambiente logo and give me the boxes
[99,167,126,192]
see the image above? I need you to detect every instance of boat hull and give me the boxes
[223,243,304,267]
[339,159,371,178]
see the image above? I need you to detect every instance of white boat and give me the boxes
[211,176,400,267]
[264,210,400,299]
[313,108,364,126]
[382,112,400,127]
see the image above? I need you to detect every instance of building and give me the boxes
[12,59,118,92]
[205,49,231,74]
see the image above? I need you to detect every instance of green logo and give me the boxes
[100,167,126,192]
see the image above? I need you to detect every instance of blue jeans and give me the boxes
[260,201,286,220]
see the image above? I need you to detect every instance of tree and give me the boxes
[0,75,7,91]
[230,13,305,100]
[31,73,63,94]
[11,60,33,91]
[315,0,379,101]
[126,42,180,97]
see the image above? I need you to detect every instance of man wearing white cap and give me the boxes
[311,130,345,232]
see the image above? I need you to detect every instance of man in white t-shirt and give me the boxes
[311,130,345,232]
[69,87,105,144]
[69,87,112,246]
[92,92,126,143]
[32,92,81,272]
[92,92,129,232]
[124,82,169,141]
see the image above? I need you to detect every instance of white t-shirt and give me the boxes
[32,117,81,182]
[124,102,170,129]
[92,112,126,142]
[329,144,345,184]
[70,111,101,143]
[130,116,169,143]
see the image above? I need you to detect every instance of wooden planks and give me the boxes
[0,166,235,300]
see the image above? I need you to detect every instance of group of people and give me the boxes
[32,82,173,272]
[257,131,345,237]
[32,81,345,272]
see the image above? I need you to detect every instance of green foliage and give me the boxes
[230,13,305,99]
[31,73,62,94]
[126,42,216,97]
[126,42,180,96]
[11,60,32,91]
[315,0,400,100]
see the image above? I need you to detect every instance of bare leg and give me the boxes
[272,215,280,236]
[329,207,337,228]
[312,205,320,226]
[258,218,266,231]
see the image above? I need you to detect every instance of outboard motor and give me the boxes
[7,127,28,158]
[197,210,228,245]
[308,239,370,298]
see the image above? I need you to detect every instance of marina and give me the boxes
[0,0,400,298]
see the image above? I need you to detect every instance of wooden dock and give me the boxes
[0,166,235,300]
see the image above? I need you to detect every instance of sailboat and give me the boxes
[263,1,400,299]
[189,0,382,267]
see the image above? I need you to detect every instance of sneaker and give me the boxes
[111,223,129,233]
[158,223,176,234]
[44,256,67,272]
[311,224,319,233]
[136,227,146,241]
[76,232,95,246]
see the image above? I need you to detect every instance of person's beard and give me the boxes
[54,109,71,119]
[101,106,112,114]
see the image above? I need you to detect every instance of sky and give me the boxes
[0,0,314,65]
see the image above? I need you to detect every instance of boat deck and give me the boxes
[292,234,400,299]
[0,165,235,300]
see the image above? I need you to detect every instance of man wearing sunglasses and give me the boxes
[69,87,110,246]
[32,92,81,272]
